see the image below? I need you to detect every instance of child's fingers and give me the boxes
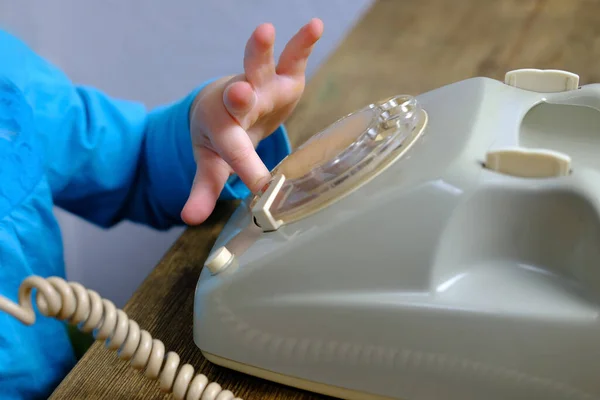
[244,23,276,85]
[181,147,231,225]
[181,147,230,225]
[212,124,271,195]
[276,18,323,77]
[223,80,256,126]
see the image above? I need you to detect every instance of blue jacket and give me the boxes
[0,29,291,399]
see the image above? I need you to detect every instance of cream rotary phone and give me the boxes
[2,69,600,400]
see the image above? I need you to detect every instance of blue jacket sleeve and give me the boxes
[0,30,291,230]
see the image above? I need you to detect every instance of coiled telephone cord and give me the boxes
[0,275,243,400]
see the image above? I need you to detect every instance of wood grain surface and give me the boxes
[50,0,600,398]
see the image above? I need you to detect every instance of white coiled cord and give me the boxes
[0,275,243,400]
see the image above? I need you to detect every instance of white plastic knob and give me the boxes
[205,246,234,275]
[485,147,571,178]
[504,69,579,93]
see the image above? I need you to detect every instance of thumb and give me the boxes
[181,146,231,225]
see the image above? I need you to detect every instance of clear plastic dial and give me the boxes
[250,94,427,229]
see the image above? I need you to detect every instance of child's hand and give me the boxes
[181,18,323,225]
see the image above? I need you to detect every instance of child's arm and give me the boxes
[0,20,321,230]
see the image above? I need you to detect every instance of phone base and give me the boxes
[201,350,395,400]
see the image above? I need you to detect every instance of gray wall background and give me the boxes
[1,1,371,307]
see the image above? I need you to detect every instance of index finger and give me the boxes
[213,124,271,194]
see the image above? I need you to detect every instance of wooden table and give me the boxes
[50,0,600,398]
